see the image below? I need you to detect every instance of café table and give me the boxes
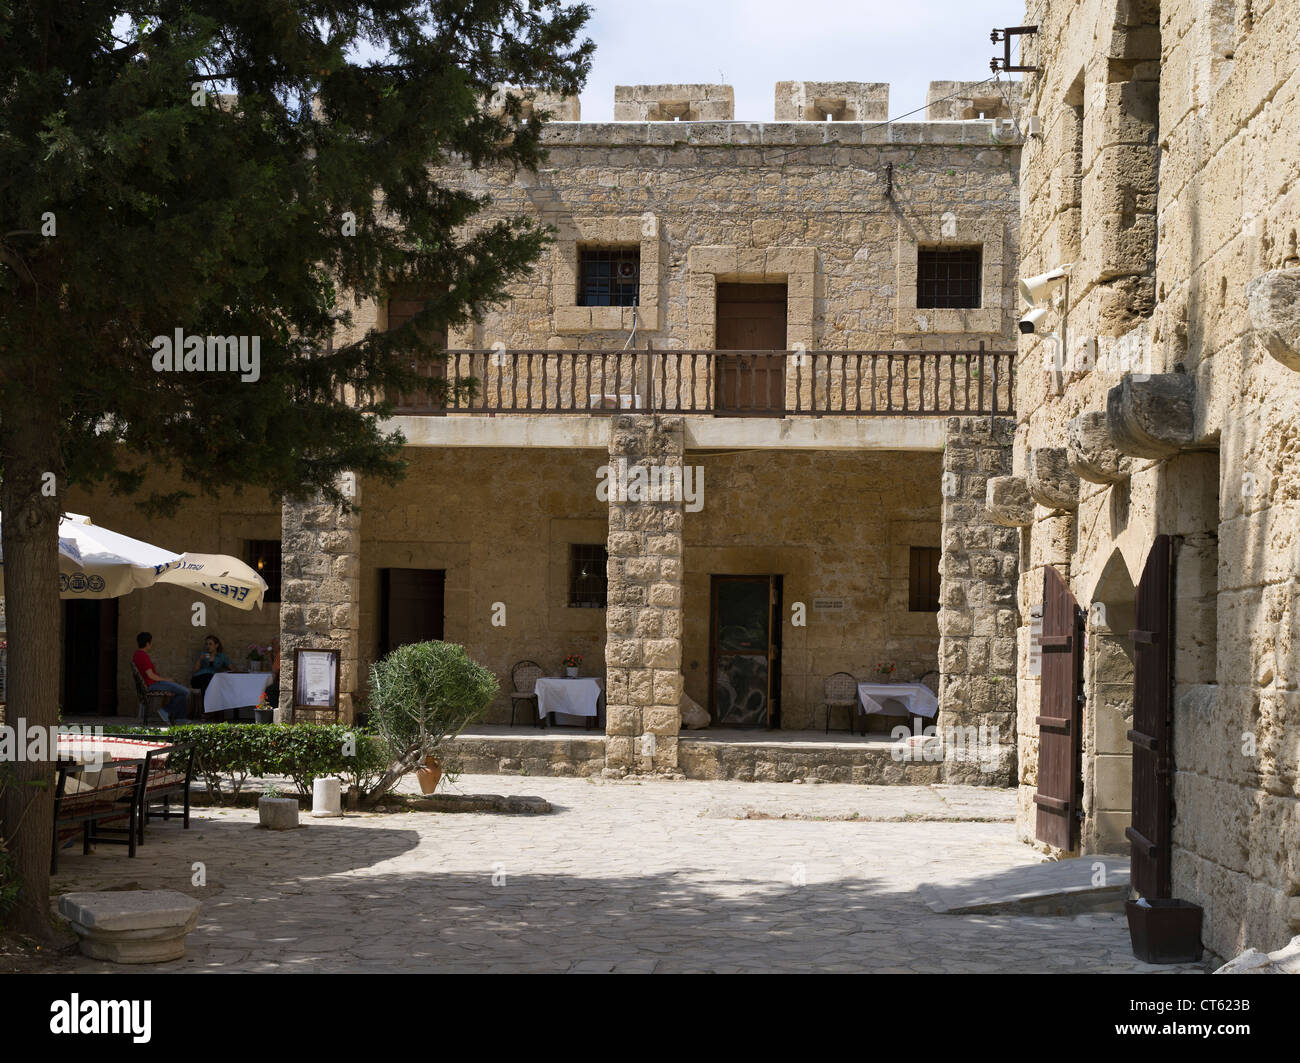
[856,682,939,731]
[534,676,604,730]
[203,670,274,717]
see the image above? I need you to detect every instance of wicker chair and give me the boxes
[131,662,170,723]
[509,660,544,727]
[822,672,859,735]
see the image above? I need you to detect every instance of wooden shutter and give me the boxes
[1034,565,1084,849]
[1127,535,1174,899]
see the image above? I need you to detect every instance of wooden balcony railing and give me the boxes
[391,346,1014,417]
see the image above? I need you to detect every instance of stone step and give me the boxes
[919,854,1131,916]
[449,726,967,785]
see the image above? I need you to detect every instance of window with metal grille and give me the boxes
[247,539,282,603]
[578,247,640,307]
[568,543,609,608]
[917,246,982,309]
[909,546,941,613]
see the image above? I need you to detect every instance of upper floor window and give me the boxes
[917,247,982,309]
[578,247,640,307]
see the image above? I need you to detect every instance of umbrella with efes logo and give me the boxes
[0,512,267,609]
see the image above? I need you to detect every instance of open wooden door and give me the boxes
[1034,565,1084,849]
[379,568,446,656]
[1127,535,1174,899]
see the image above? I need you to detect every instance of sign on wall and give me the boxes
[1027,605,1043,677]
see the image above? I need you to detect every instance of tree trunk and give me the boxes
[0,396,63,939]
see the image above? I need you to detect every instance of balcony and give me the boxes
[393,348,1015,418]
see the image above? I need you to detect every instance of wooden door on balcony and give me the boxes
[386,289,448,415]
[715,283,787,414]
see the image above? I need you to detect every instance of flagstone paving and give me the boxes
[47,775,1207,973]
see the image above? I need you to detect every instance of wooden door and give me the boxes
[1127,535,1174,899]
[62,599,119,716]
[386,290,448,414]
[1034,565,1083,849]
[379,568,446,656]
[715,283,787,414]
[709,575,782,728]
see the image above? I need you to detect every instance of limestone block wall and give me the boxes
[279,479,361,723]
[61,475,282,715]
[357,447,608,724]
[1014,0,1300,956]
[681,449,942,730]
[773,81,889,121]
[396,120,1021,357]
[939,416,1018,786]
[604,415,684,773]
[926,80,1022,121]
[613,84,733,122]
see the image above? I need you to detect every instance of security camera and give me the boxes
[1019,307,1049,334]
[1019,264,1073,307]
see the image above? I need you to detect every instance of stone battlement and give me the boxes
[540,119,1022,147]
[491,80,1022,128]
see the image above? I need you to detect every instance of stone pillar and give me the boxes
[278,474,361,724]
[939,417,1019,785]
[604,415,684,775]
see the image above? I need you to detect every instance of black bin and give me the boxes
[1126,898,1203,964]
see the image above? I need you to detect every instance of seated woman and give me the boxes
[190,634,232,693]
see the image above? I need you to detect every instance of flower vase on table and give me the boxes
[247,642,271,674]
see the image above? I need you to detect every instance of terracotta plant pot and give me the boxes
[416,756,442,794]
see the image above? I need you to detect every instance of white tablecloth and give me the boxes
[857,682,939,718]
[203,671,273,713]
[534,677,602,719]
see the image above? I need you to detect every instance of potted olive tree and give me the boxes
[364,641,497,806]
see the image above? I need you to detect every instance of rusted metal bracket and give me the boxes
[990,25,1040,74]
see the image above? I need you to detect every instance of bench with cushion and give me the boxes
[52,737,194,868]
[53,760,144,872]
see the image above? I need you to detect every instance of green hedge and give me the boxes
[100,724,389,802]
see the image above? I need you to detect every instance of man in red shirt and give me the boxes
[133,632,189,723]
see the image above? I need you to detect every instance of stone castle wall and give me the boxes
[1013,0,1300,956]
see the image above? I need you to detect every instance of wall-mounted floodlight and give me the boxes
[1019,264,1072,307]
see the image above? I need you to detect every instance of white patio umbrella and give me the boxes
[0,512,268,610]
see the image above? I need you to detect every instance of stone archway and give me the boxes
[1082,548,1137,853]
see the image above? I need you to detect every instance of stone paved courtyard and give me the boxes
[47,776,1207,974]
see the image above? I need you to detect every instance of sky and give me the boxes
[575,0,1027,123]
